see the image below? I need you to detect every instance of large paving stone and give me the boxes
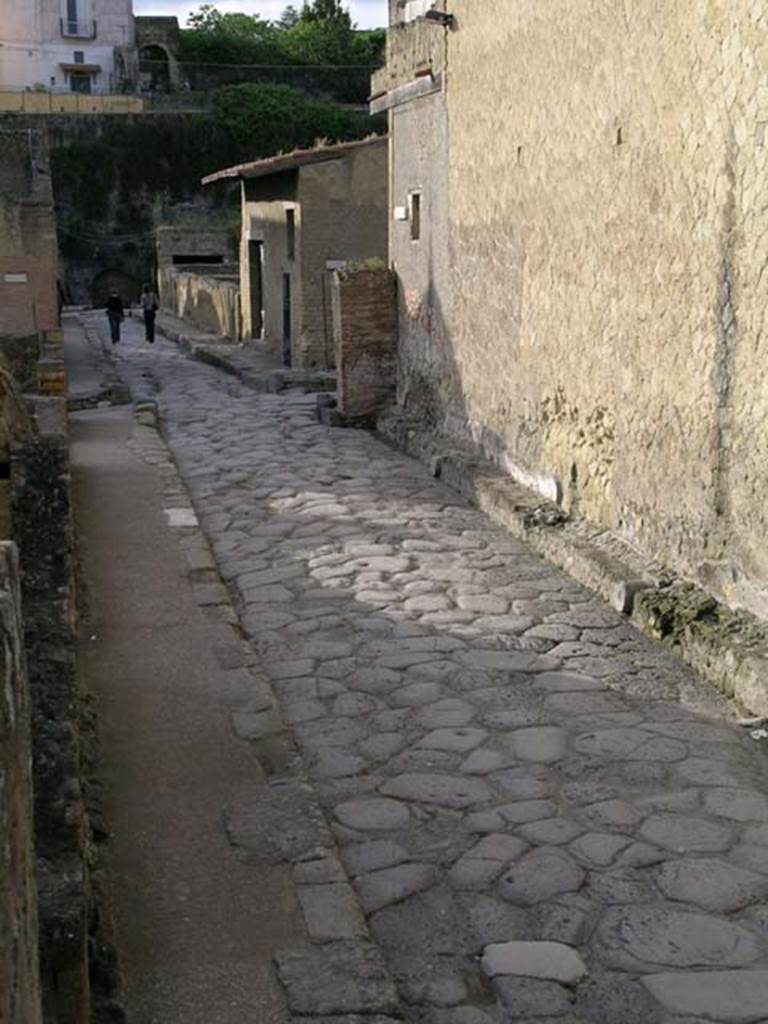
[494,976,576,1017]
[575,728,687,762]
[569,832,631,867]
[595,906,762,971]
[370,887,476,956]
[519,818,584,845]
[533,671,604,692]
[297,883,367,940]
[499,847,585,906]
[639,813,733,853]
[655,858,768,912]
[416,699,476,728]
[482,941,587,983]
[342,839,409,877]
[702,787,768,822]
[511,726,568,764]
[418,727,488,753]
[457,893,529,946]
[274,942,400,1016]
[335,797,411,831]
[642,970,768,1022]
[355,863,437,913]
[580,799,643,831]
[380,773,492,808]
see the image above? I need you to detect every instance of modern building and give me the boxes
[203,136,388,369]
[0,0,136,94]
[373,0,768,621]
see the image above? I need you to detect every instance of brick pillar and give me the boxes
[0,541,43,1024]
[331,267,397,423]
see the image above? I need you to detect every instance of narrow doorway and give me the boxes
[282,273,291,367]
[248,240,263,339]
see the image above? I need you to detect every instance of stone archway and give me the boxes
[139,44,172,93]
[90,269,140,307]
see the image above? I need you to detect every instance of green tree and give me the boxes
[179,2,384,102]
[278,5,301,28]
[299,0,352,28]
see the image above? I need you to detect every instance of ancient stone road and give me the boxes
[96,314,768,1024]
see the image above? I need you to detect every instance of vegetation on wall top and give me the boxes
[178,0,385,104]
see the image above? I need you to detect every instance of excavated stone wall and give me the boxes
[389,0,768,620]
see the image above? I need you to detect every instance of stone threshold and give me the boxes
[377,409,768,718]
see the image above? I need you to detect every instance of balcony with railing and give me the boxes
[60,18,97,40]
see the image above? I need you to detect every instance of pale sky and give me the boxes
[133,0,389,30]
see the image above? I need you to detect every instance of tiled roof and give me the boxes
[202,134,387,185]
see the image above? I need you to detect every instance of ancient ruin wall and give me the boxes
[404,0,768,617]
[0,543,43,1024]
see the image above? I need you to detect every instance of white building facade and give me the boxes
[0,0,136,94]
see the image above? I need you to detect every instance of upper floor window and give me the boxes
[409,191,421,241]
[286,208,296,261]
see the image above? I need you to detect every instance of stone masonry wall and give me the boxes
[0,542,43,1024]
[158,265,240,340]
[297,141,389,369]
[0,127,59,340]
[11,427,90,1024]
[389,0,768,620]
[332,267,397,420]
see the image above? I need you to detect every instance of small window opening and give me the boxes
[171,254,224,266]
[516,146,523,166]
[286,208,296,261]
[73,51,84,64]
[616,126,623,146]
[410,192,421,242]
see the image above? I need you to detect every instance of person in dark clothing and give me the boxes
[105,291,124,344]
[140,283,158,344]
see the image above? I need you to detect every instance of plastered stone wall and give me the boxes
[155,226,234,270]
[390,0,768,619]
[297,141,389,368]
[0,128,59,339]
[158,265,240,339]
[240,144,388,369]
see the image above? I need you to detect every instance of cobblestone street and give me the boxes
[96,314,768,1024]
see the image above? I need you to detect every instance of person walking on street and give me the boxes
[105,290,124,344]
[140,283,159,344]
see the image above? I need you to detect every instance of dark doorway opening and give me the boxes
[90,268,140,307]
[139,44,171,92]
[248,240,264,339]
[282,273,291,367]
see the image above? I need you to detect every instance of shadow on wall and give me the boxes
[389,250,561,507]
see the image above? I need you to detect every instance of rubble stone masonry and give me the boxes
[388,1,768,620]
[0,543,43,1024]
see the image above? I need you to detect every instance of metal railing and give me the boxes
[60,18,97,40]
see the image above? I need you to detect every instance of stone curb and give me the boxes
[155,313,337,396]
[121,390,407,1021]
[378,414,768,717]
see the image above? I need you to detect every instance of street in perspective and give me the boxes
[2,2,768,1024]
[70,311,768,1024]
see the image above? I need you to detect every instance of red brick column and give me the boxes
[331,267,397,422]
